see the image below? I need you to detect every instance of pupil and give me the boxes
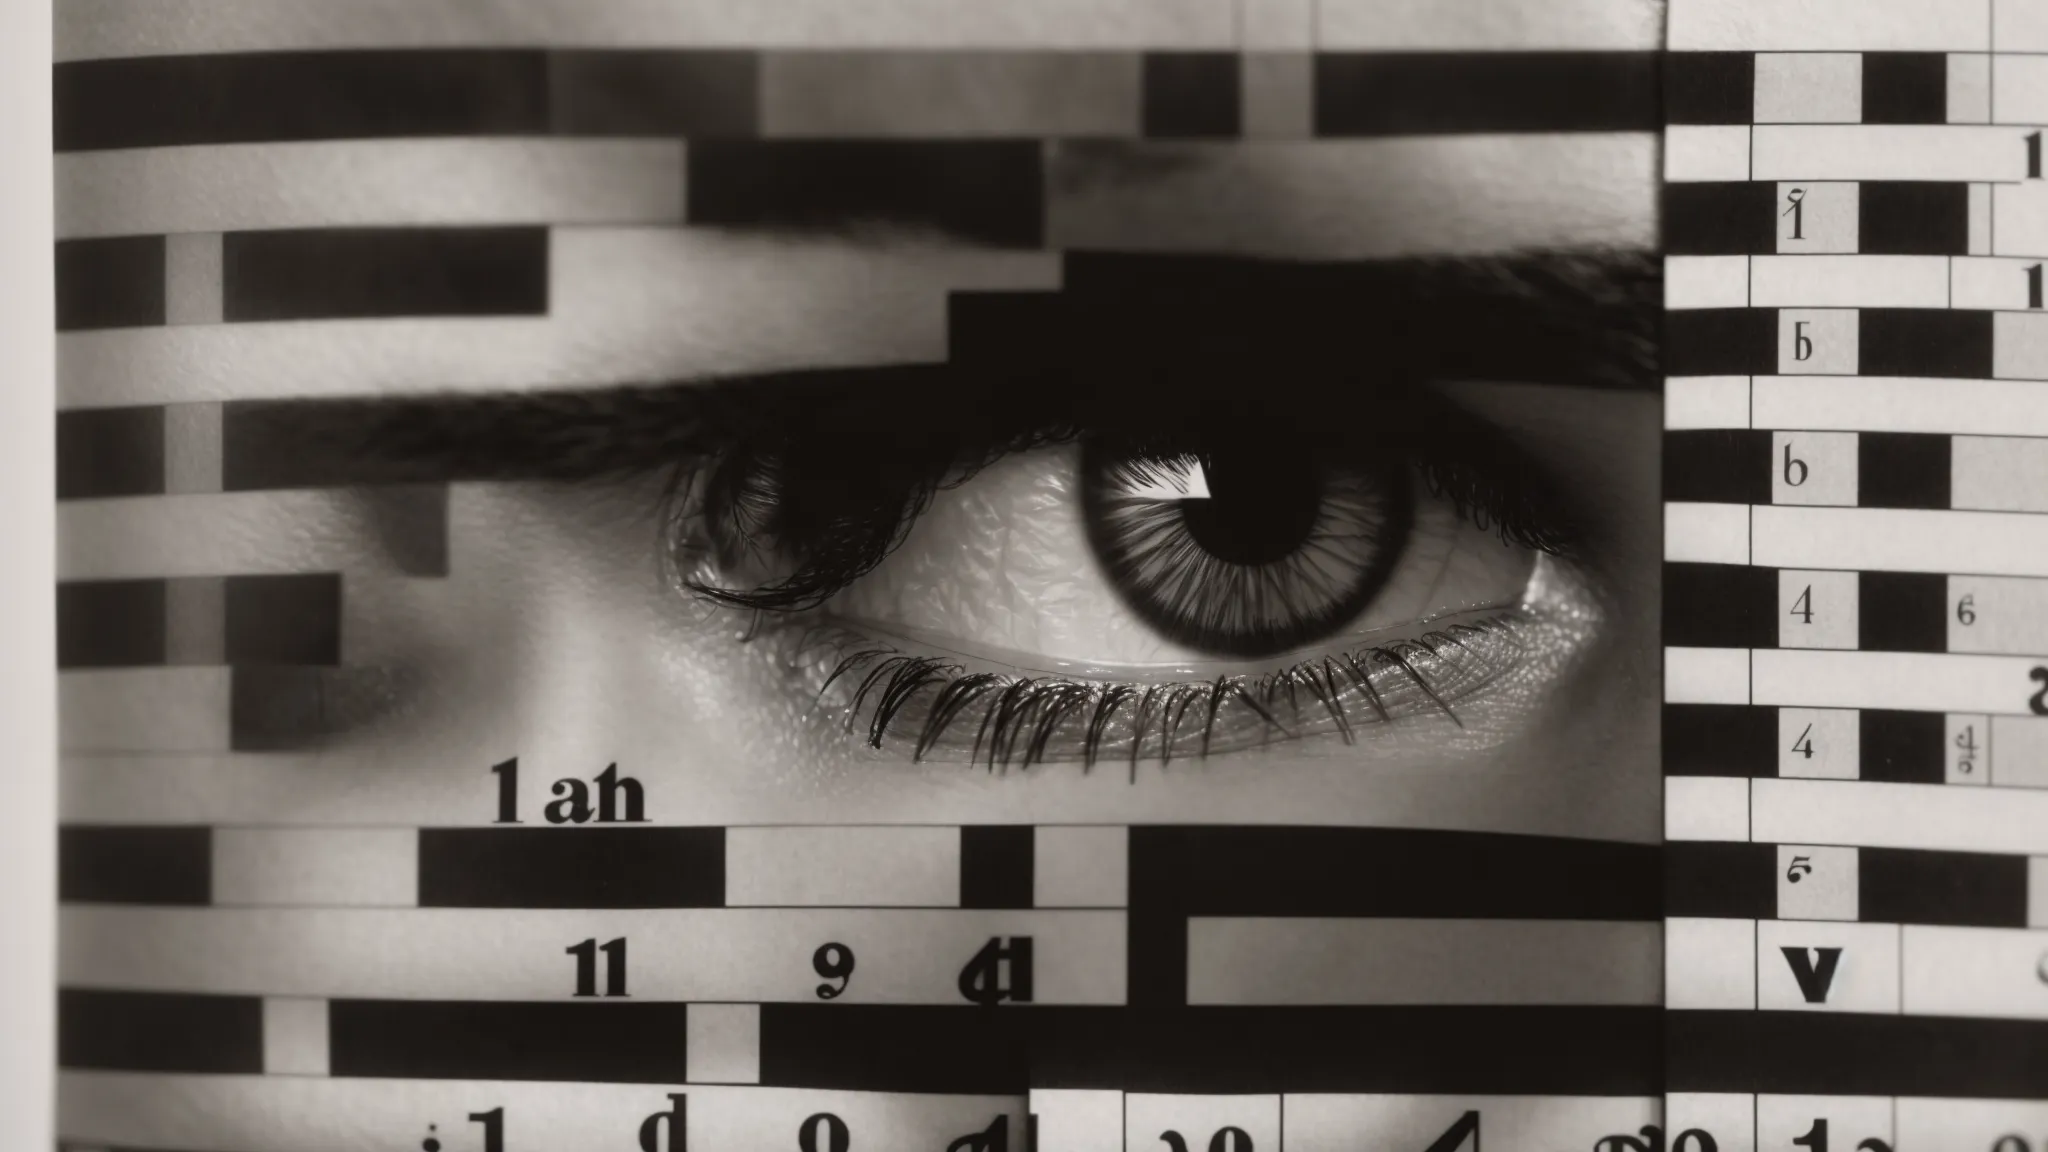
[1177,448,1323,566]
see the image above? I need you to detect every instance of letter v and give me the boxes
[1780,945,1844,1002]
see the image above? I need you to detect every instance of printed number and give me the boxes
[1595,1126,1669,1151]
[800,1112,850,1152]
[1791,723,1816,759]
[1420,1111,1479,1152]
[1783,187,1807,239]
[468,1108,506,1152]
[1787,855,1813,883]
[1958,594,1976,625]
[1159,1129,1254,1152]
[2030,264,2044,309]
[1783,442,1809,486]
[1790,585,1814,623]
[1794,1119,1828,1152]
[2031,666,2048,716]
[2028,131,2042,179]
[566,937,627,997]
[489,757,520,824]
[944,1115,1011,1152]
[813,942,855,999]
[1672,1132,1721,1152]
[1794,321,1814,363]
[1956,723,1978,775]
[1990,1137,2032,1152]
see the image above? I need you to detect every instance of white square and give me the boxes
[213,828,418,907]
[1666,917,1758,1009]
[1949,53,1992,123]
[1666,647,1751,706]
[1778,707,1860,780]
[164,232,223,326]
[1034,826,1127,908]
[1125,1094,1278,1152]
[1771,431,1858,507]
[1777,844,1860,921]
[1778,309,1859,375]
[1758,1095,1893,1152]
[1995,53,2048,123]
[1754,53,1863,123]
[1666,126,1752,182]
[1756,920,1900,1012]
[1778,568,1859,649]
[1946,713,1991,784]
[1665,503,1751,565]
[263,997,328,1076]
[1666,256,1750,309]
[686,1003,760,1084]
[1030,1089,1123,1152]
[1950,256,2028,310]
[1666,775,1751,841]
[1666,377,1750,430]
[1774,182,1859,254]
[1668,1093,1755,1152]
[1240,53,1312,139]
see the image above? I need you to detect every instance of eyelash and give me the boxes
[814,614,1524,771]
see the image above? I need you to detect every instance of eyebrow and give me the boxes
[195,248,1659,493]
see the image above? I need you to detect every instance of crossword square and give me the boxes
[57,579,165,668]
[1663,704,1777,777]
[1665,183,1776,254]
[1753,53,1861,124]
[1664,429,1771,504]
[1777,844,1858,921]
[1779,707,1860,780]
[1756,920,1900,1012]
[1142,53,1240,137]
[55,235,165,330]
[1861,846,2027,927]
[1857,572,1947,652]
[1947,53,1992,122]
[1665,917,1758,1009]
[1946,713,1989,785]
[1772,431,1857,507]
[1666,841,1774,918]
[1758,1096,1892,1152]
[57,406,163,500]
[1666,563,1777,648]
[686,1003,759,1084]
[1778,569,1858,650]
[1859,308,1992,378]
[1859,709,1945,784]
[1666,52,1755,124]
[1858,181,1969,255]
[262,997,329,1075]
[1857,431,1950,509]
[1775,182,1858,254]
[959,825,1034,909]
[223,574,342,665]
[1668,1095,1755,1152]
[1033,826,1127,908]
[1778,309,1858,375]
[1862,52,1948,124]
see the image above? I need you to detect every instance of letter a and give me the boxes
[1780,946,1843,1003]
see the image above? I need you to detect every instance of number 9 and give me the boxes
[812,942,855,999]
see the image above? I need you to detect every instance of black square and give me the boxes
[1858,432,1950,509]
[56,235,165,330]
[1664,429,1772,505]
[1663,704,1778,777]
[1859,710,1944,783]
[1665,563,1779,649]
[58,580,166,668]
[1667,841,1774,918]
[1862,53,1947,124]
[1666,309,1777,376]
[1142,53,1240,138]
[959,825,1034,909]
[224,574,342,665]
[1666,52,1755,124]
[1858,182,1969,255]
[1665,182,1777,254]
[57,406,164,500]
[1859,309,1993,378]
[1858,571,1948,653]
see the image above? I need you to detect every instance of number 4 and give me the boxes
[1790,585,1814,624]
[1791,723,1815,759]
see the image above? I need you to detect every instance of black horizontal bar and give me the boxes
[58,825,210,905]
[57,406,164,501]
[1665,563,1778,649]
[1858,430,1951,510]
[762,1004,1659,1094]
[56,236,164,331]
[1669,1010,2048,1097]
[1664,704,1778,778]
[1665,52,1755,125]
[1142,52,1240,139]
[687,139,1045,248]
[330,1000,690,1082]
[223,227,548,321]
[1861,847,2030,928]
[417,827,726,908]
[1664,428,1771,505]
[1315,52,1660,135]
[1859,709,1946,784]
[58,579,166,669]
[58,989,261,1073]
[1665,840,1775,919]
[55,50,549,151]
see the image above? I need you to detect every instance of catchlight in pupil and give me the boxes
[1177,448,1323,567]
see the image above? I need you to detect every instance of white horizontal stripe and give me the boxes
[58,1072,1021,1152]
[60,669,228,753]
[56,0,1235,60]
[1956,436,2048,513]
[1753,650,2047,716]
[1185,917,1660,1005]
[58,139,684,239]
[1752,126,2027,182]
[725,825,959,907]
[60,490,401,580]
[59,230,1059,409]
[1749,255,1950,309]
[1755,376,2048,437]
[1669,0,1989,50]
[1665,376,1751,430]
[1903,925,2048,1020]
[1754,506,2048,579]
[60,906,1125,1003]
[1316,0,1660,49]
[1753,778,2048,856]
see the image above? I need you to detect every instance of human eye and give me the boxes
[662,253,1654,768]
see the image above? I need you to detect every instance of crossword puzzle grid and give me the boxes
[1664,0,2048,1146]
